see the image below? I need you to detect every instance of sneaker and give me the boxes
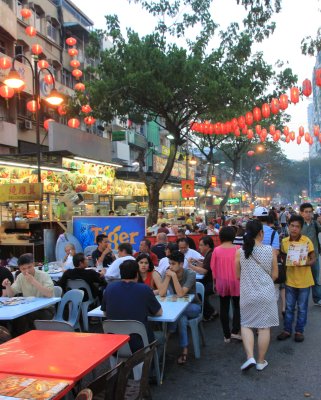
[231,333,242,341]
[294,333,304,342]
[224,337,231,343]
[277,331,291,341]
[240,357,256,371]
[314,300,321,307]
[256,360,268,371]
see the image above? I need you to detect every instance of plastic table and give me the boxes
[0,297,61,320]
[0,330,130,381]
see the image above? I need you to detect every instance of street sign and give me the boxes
[227,197,241,204]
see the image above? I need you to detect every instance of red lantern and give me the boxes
[279,94,288,110]
[0,85,14,99]
[261,103,270,118]
[231,118,238,130]
[270,98,279,115]
[269,125,276,135]
[208,124,214,135]
[25,26,37,37]
[31,44,43,55]
[285,136,290,143]
[234,128,241,137]
[253,107,261,122]
[314,125,320,137]
[247,150,255,157]
[70,59,80,68]
[302,79,312,97]
[297,136,301,145]
[57,104,67,116]
[283,126,289,136]
[68,118,80,129]
[261,128,267,138]
[290,131,295,141]
[44,118,55,130]
[66,37,77,46]
[72,69,82,79]
[74,82,85,92]
[242,126,248,135]
[202,122,210,134]
[237,116,246,129]
[255,166,261,171]
[299,126,304,137]
[290,87,300,104]
[68,48,79,57]
[0,57,11,70]
[305,132,310,142]
[44,74,54,84]
[84,116,96,125]
[309,136,313,145]
[20,8,32,19]
[315,68,321,86]
[319,134,321,143]
[255,125,262,135]
[273,134,279,142]
[224,121,232,134]
[38,59,49,69]
[245,112,253,126]
[247,129,254,139]
[26,99,39,112]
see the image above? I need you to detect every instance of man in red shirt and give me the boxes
[134,239,159,266]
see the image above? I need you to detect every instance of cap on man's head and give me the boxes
[253,207,269,217]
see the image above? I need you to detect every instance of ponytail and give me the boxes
[242,220,263,259]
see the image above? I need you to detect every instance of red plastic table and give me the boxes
[0,330,129,381]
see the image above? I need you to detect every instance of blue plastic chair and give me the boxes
[186,282,206,359]
[67,279,99,332]
[34,320,76,332]
[84,245,98,267]
[53,286,63,297]
[54,289,84,330]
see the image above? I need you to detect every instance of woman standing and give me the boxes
[211,227,241,342]
[235,220,279,372]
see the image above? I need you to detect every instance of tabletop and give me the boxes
[0,297,61,320]
[0,330,130,381]
[88,294,195,323]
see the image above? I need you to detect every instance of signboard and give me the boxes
[153,155,195,179]
[112,131,126,141]
[181,180,195,198]
[0,183,43,202]
[228,197,241,204]
[211,176,217,187]
[73,216,146,252]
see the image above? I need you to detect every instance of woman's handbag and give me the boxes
[274,257,286,284]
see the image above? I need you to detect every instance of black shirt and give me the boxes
[202,249,213,286]
[151,243,167,260]
[92,248,114,268]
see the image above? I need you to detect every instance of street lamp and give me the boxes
[4,54,64,219]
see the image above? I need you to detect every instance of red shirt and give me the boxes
[133,251,159,266]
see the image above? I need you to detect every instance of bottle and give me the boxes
[43,257,49,273]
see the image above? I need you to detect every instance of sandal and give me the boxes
[177,353,188,365]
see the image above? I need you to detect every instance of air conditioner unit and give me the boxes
[24,120,33,130]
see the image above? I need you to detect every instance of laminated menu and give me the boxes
[0,375,69,400]
[286,242,309,267]
[157,295,191,302]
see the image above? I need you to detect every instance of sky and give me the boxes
[73,0,321,161]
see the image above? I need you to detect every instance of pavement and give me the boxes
[149,296,321,400]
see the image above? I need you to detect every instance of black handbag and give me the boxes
[274,259,286,284]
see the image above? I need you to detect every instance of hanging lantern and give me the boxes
[68,48,78,57]
[247,150,255,156]
[84,116,96,125]
[299,126,304,137]
[26,99,39,112]
[314,125,320,137]
[253,107,261,122]
[269,125,276,135]
[283,126,289,136]
[319,133,321,143]
[302,79,312,97]
[203,122,210,134]
[270,98,279,115]
[273,133,279,142]
[44,118,55,130]
[261,103,270,118]
[0,57,11,70]
[255,166,261,171]
[70,59,80,69]
[44,74,54,84]
[234,128,241,137]
[305,132,311,142]
[25,26,37,37]
[57,104,67,116]
[242,126,248,135]
[68,118,80,128]
[224,121,232,134]
[279,94,288,110]
[290,131,295,141]
[309,136,314,145]
[214,122,223,134]
[66,37,77,46]
[260,135,266,143]
[237,116,246,129]
[72,69,82,79]
[285,136,291,143]
[261,128,267,137]
[74,82,85,92]
[290,87,300,104]
[245,112,253,126]
[255,125,262,135]
[0,85,14,99]
[208,123,214,135]
[247,129,254,139]
[20,8,32,19]
[81,104,92,114]
[31,44,43,55]
[38,59,49,69]
[315,68,321,86]
[231,118,238,130]
[297,136,301,145]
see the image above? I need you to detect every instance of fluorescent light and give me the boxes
[0,161,67,173]
[74,157,123,168]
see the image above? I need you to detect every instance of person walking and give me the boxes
[235,220,279,372]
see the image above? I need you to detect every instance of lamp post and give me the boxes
[4,54,64,219]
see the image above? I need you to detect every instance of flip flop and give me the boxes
[177,353,188,365]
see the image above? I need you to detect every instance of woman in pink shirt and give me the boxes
[211,226,241,343]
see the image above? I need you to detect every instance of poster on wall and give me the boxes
[181,180,195,198]
[73,216,146,252]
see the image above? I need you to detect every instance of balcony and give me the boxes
[127,131,147,149]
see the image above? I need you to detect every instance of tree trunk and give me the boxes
[147,181,161,227]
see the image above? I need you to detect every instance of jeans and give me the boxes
[284,285,310,334]
[311,257,321,303]
[168,303,201,348]
[219,296,240,338]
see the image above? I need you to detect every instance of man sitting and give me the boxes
[133,239,159,266]
[58,253,106,301]
[177,238,204,268]
[177,229,196,250]
[102,259,162,351]
[2,253,54,336]
[151,233,168,261]
[92,234,115,268]
[105,243,136,281]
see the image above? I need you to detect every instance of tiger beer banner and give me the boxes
[181,180,195,198]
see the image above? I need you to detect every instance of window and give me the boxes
[47,20,58,42]
[0,39,6,55]
[15,45,24,62]
[62,68,73,88]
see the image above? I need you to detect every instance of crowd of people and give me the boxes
[1,202,321,373]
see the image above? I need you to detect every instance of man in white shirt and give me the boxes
[177,238,203,268]
[105,243,135,281]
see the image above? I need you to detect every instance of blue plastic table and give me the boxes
[0,297,61,320]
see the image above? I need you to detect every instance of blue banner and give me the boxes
[72,216,146,252]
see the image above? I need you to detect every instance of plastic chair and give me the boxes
[67,279,99,332]
[54,289,84,330]
[34,320,75,332]
[186,281,206,359]
[75,388,93,400]
[53,286,63,297]
[84,245,98,267]
[103,320,161,386]
[87,362,123,400]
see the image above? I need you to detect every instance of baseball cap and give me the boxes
[253,207,269,217]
